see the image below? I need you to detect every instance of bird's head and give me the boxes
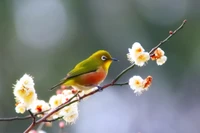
[90,50,118,71]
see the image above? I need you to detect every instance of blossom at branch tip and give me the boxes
[151,47,167,65]
[127,42,150,66]
[129,75,152,95]
[157,56,167,65]
[15,103,26,114]
[13,74,37,108]
[30,100,50,114]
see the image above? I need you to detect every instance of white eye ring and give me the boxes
[101,55,107,61]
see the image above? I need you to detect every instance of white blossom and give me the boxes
[127,42,150,66]
[15,103,26,114]
[13,74,37,108]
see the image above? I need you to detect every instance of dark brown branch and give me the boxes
[0,110,50,122]
[0,116,31,121]
[24,110,36,133]
[113,82,129,86]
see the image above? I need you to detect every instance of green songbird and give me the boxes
[50,50,118,91]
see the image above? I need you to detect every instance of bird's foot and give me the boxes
[77,93,81,102]
[97,86,103,92]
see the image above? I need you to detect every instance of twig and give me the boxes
[43,116,64,122]
[149,19,187,55]
[24,110,36,133]
[113,82,129,86]
[112,64,135,84]
[0,116,31,121]
[0,110,49,121]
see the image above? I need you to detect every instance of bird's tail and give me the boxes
[49,81,64,91]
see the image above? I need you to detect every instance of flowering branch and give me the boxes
[24,91,81,133]
[113,19,187,84]
[149,19,187,55]
[0,20,187,133]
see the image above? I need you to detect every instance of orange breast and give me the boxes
[77,67,107,86]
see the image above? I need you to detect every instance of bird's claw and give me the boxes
[77,94,81,102]
[97,86,103,92]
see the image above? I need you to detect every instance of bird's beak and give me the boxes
[111,57,119,61]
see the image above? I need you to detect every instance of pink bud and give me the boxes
[61,85,67,90]
[72,89,78,94]
[45,122,52,127]
[59,121,65,129]
[28,130,37,133]
[56,89,62,94]
[169,30,173,35]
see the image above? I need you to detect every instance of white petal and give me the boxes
[157,56,167,65]
[134,52,150,67]
[132,42,144,52]
[129,76,143,90]
[157,48,165,56]
[15,103,26,114]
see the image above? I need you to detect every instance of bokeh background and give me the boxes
[0,0,199,133]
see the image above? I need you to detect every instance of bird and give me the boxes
[49,50,118,91]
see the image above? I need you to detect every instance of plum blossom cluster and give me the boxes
[48,89,79,124]
[127,42,150,67]
[127,42,167,66]
[13,74,79,125]
[129,75,152,95]
[127,42,167,95]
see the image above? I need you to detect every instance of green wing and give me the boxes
[49,58,99,90]
[67,57,100,78]
[67,66,97,79]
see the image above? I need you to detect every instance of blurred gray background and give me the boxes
[0,0,199,133]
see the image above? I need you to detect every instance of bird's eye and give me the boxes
[101,55,107,61]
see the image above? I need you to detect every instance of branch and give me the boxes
[43,116,64,122]
[0,110,49,122]
[149,19,187,55]
[0,116,31,121]
[24,110,36,133]
[113,82,129,86]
